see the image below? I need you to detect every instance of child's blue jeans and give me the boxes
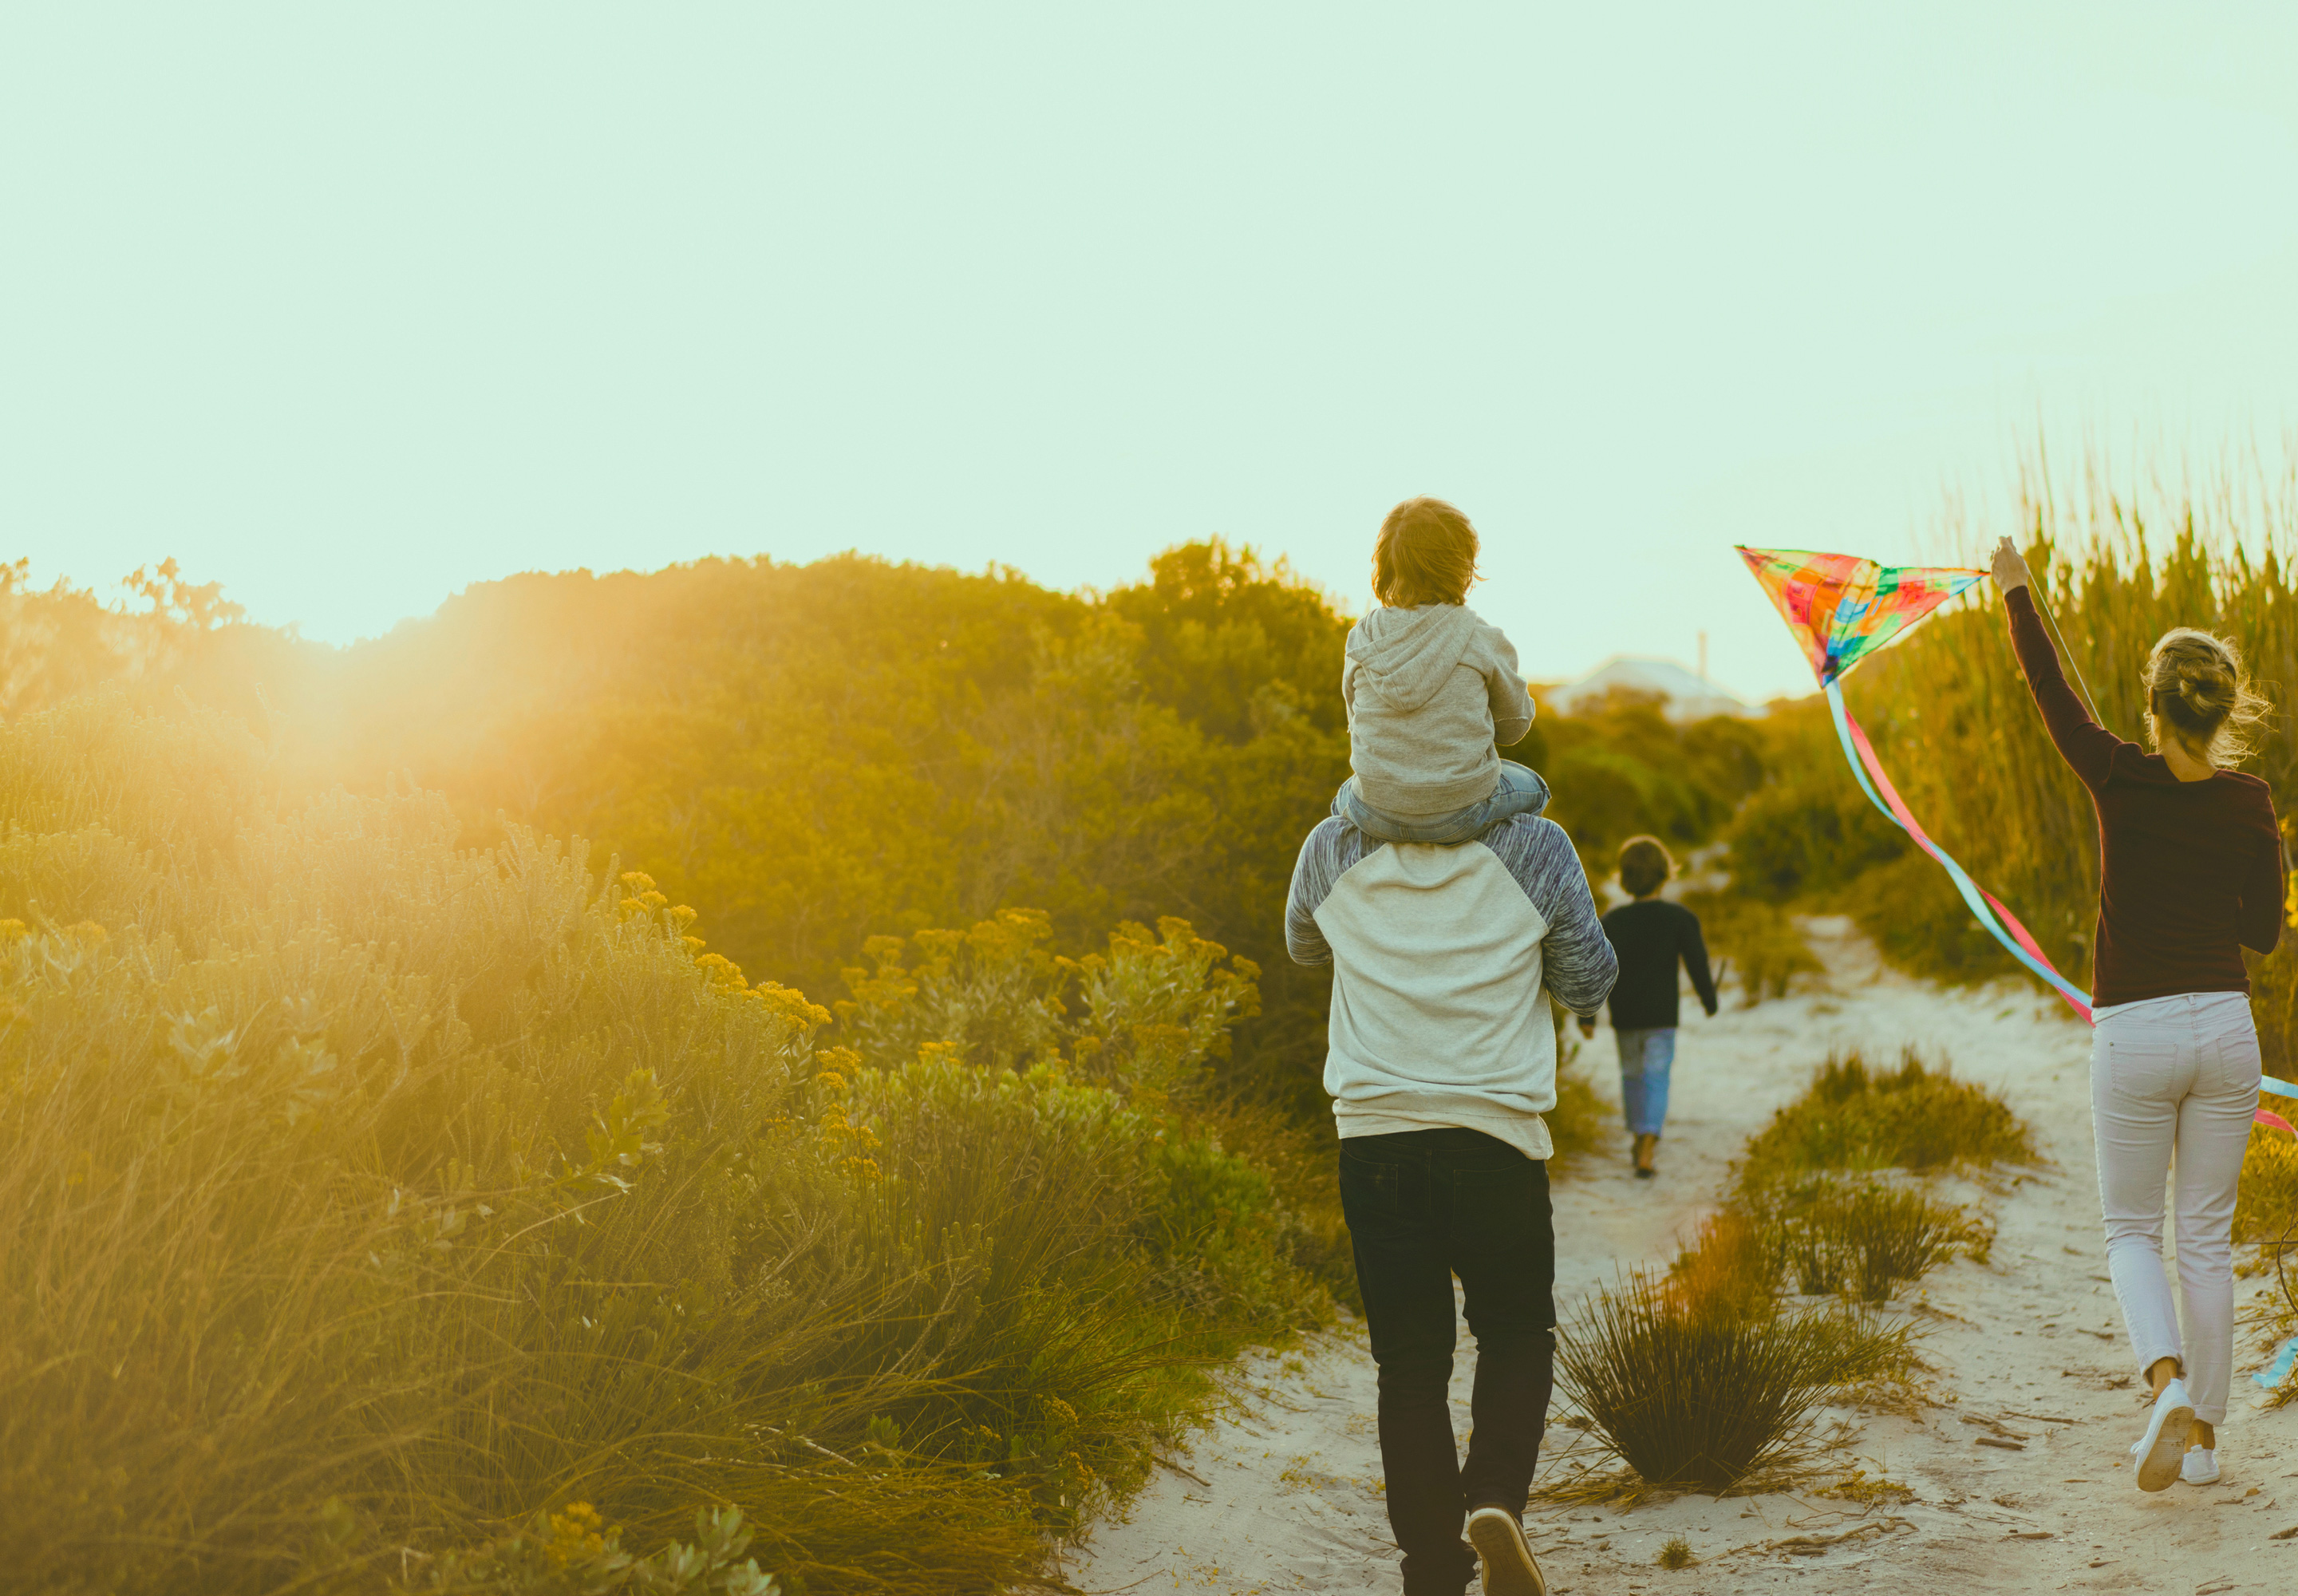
[1333,760,1550,846]
[1615,1027,1676,1137]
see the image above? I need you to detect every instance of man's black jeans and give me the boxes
[1339,1128,1555,1596]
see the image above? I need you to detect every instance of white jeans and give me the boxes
[2091,990,2261,1424]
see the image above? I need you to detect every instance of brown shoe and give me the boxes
[1632,1132,1658,1178]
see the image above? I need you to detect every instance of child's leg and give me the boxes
[1333,762,1549,846]
[1336,780,1481,844]
[1614,1029,1650,1133]
[1640,1030,1677,1138]
[1490,760,1550,819]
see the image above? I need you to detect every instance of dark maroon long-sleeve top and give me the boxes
[2004,585,2283,1009]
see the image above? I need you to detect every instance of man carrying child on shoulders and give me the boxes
[1287,497,1616,1596]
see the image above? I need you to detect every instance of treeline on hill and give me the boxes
[2,541,1792,1594]
[2,543,1783,1103]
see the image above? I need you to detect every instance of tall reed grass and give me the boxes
[0,695,1320,1594]
[1789,452,2298,1052]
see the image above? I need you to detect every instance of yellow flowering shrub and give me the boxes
[0,692,1321,1596]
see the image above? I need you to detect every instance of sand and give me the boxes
[1056,916,2298,1594]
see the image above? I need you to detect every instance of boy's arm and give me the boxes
[1479,623,1536,747]
[1679,907,1720,1017]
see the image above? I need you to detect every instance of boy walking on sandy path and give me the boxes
[1584,835,1716,1179]
[1287,498,1617,1596]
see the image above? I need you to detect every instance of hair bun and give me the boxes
[2178,663,2232,709]
[2145,626,2264,760]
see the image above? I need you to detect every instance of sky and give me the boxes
[5,4,2296,702]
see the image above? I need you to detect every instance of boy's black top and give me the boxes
[1599,898,1718,1031]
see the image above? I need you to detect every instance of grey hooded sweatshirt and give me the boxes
[1342,604,1535,817]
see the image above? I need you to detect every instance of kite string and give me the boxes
[2030,582,2105,728]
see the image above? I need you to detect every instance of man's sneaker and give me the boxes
[2181,1447,2220,1485]
[1465,1506,1547,1596]
[2128,1378,2195,1492]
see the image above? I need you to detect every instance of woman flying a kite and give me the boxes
[1988,534,2274,1493]
[1736,538,2292,1496]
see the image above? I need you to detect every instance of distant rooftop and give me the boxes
[1543,654,1763,723]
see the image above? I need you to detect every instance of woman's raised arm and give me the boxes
[1992,537,2118,789]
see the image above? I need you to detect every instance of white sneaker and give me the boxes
[1466,1505,1548,1596]
[2181,1447,2219,1485]
[2129,1378,2196,1492]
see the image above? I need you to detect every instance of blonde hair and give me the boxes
[1618,836,1673,899]
[1372,497,1481,608]
[2142,626,2269,765]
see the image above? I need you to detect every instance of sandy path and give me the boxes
[1056,917,2298,1594]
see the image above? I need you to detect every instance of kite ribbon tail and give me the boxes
[1822,680,2095,1023]
[2260,1077,2298,1135]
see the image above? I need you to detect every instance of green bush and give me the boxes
[1680,889,1822,1005]
[1844,852,2019,986]
[0,694,1317,1595]
[1739,1048,2038,1186]
[1722,708,1909,905]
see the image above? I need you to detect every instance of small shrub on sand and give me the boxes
[1764,1176,1993,1304]
[2237,1126,2298,1246]
[1740,1048,2036,1185]
[1656,1535,1696,1568]
[1555,1270,1910,1493]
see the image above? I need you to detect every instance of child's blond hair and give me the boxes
[1373,497,1480,608]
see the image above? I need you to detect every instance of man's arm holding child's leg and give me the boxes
[1485,817,1617,1015]
[1285,818,1362,967]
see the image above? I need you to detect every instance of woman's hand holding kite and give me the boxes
[1990,537,2031,593]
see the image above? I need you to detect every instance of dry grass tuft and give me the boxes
[1554,1270,1911,1495]
[1655,1535,1696,1568]
[1554,1041,2028,1496]
[1763,1175,1994,1304]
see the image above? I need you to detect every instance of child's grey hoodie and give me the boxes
[1341,603,1534,817]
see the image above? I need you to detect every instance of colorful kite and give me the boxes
[1735,546,2298,1122]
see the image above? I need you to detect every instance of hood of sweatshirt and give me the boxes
[1344,604,1486,713]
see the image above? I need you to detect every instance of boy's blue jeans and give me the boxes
[1614,1027,1676,1137]
[1333,760,1550,845]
